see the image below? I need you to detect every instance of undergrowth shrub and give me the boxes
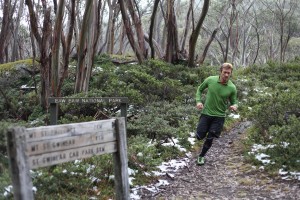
[249,90,299,142]
[128,135,163,172]
[32,155,115,199]
[267,116,300,171]
[242,60,300,174]
[127,101,197,142]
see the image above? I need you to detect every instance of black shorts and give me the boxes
[196,114,225,139]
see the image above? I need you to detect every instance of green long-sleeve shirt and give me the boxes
[196,76,238,117]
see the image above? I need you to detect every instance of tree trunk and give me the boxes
[118,0,144,64]
[187,0,210,67]
[144,33,163,58]
[83,1,100,92]
[12,0,24,61]
[149,0,160,59]
[198,4,229,65]
[224,1,236,63]
[25,0,52,111]
[97,0,107,55]
[0,0,15,63]
[165,0,179,64]
[117,24,125,54]
[106,0,118,54]
[180,0,193,53]
[51,0,65,97]
[126,0,147,58]
[74,0,93,93]
[58,0,76,97]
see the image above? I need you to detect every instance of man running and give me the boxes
[195,63,238,165]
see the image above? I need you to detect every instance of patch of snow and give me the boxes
[228,113,240,119]
[130,135,194,199]
[3,185,13,197]
[250,144,299,181]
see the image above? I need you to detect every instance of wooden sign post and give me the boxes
[6,118,129,200]
[48,97,129,125]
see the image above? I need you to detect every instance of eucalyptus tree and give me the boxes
[165,0,180,63]
[74,0,101,93]
[118,0,146,64]
[238,1,256,66]
[0,0,17,63]
[262,0,299,63]
[11,0,25,61]
[149,0,160,58]
[187,0,210,67]
[198,1,230,65]
[180,0,194,55]
[51,0,65,97]
[127,0,147,58]
[105,0,119,54]
[254,0,299,63]
[25,0,53,110]
[57,0,76,97]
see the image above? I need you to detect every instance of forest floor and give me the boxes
[135,121,300,200]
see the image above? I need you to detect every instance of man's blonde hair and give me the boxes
[220,63,233,71]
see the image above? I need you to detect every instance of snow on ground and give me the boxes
[129,133,195,200]
[3,115,299,199]
[249,143,300,181]
[130,153,193,200]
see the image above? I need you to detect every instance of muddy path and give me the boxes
[137,121,300,200]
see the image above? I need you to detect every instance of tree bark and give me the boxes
[126,0,147,58]
[83,0,100,92]
[165,0,179,64]
[187,0,210,67]
[74,0,93,93]
[12,0,24,61]
[51,0,65,97]
[144,33,163,58]
[118,0,144,64]
[25,0,52,111]
[106,0,118,54]
[149,0,160,59]
[180,0,193,53]
[0,0,15,63]
[58,0,76,97]
[198,4,229,65]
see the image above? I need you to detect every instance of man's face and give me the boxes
[220,68,232,83]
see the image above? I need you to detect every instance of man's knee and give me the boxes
[196,132,206,140]
[203,137,214,148]
[209,130,221,138]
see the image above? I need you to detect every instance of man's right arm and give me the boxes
[196,78,209,109]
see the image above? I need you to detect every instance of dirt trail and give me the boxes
[138,121,300,200]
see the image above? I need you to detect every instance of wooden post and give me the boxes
[121,102,127,123]
[113,117,129,200]
[49,102,58,125]
[6,127,34,200]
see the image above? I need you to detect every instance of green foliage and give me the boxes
[248,88,299,142]
[240,60,300,172]
[4,57,300,197]
[128,135,163,172]
[60,78,75,97]
[33,155,115,199]
[267,116,300,171]
[0,59,37,75]
[127,101,197,142]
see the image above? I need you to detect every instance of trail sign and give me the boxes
[48,97,128,125]
[7,118,129,200]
